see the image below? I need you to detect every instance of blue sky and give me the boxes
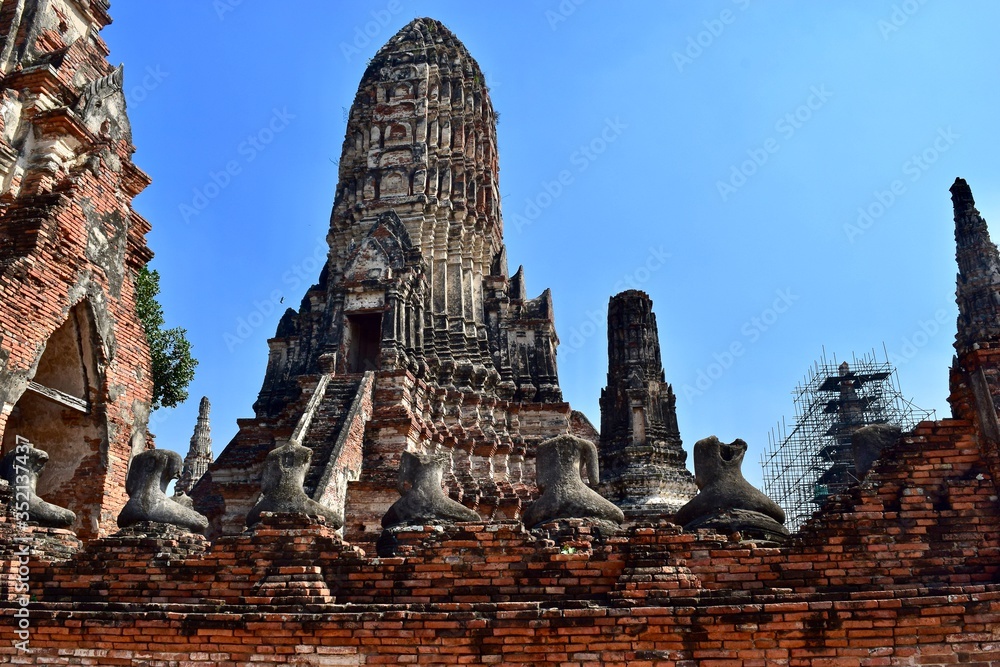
[103,1,1000,488]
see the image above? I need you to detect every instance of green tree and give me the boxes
[135,266,197,410]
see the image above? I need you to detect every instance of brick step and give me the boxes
[300,377,363,496]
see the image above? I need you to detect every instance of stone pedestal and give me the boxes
[110,522,210,563]
[682,509,789,546]
[611,521,702,603]
[376,523,455,558]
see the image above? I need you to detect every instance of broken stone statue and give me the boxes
[522,434,625,529]
[852,423,902,478]
[245,440,343,529]
[0,438,75,528]
[382,450,480,529]
[118,449,209,533]
[675,436,789,543]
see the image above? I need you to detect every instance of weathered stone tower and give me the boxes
[0,0,154,538]
[176,397,212,495]
[194,18,592,547]
[951,177,1000,355]
[598,290,696,512]
[949,177,1000,484]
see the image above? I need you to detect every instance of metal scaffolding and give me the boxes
[760,349,935,533]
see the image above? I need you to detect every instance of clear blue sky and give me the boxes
[103,1,1000,488]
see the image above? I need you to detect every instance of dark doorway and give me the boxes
[345,312,382,373]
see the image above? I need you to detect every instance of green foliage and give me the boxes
[135,266,197,410]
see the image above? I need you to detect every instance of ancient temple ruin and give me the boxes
[192,18,593,547]
[762,353,934,531]
[0,0,153,538]
[4,4,1000,666]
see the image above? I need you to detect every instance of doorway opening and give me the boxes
[345,312,382,373]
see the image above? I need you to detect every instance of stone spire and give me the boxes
[598,290,697,512]
[195,18,575,546]
[237,17,562,402]
[176,397,212,495]
[332,18,501,239]
[953,178,1000,354]
[327,17,512,390]
[948,178,1000,483]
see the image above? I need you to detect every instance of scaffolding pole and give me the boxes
[760,349,934,532]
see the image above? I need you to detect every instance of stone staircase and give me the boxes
[301,375,366,498]
[192,373,373,537]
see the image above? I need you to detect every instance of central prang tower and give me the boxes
[330,20,504,380]
[194,19,587,548]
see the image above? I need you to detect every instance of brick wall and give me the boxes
[3,588,1000,665]
[0,0,154,538]
[2,393,1000,663]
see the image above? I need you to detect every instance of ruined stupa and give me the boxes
[193,18,595,546]
[598,290,697,513]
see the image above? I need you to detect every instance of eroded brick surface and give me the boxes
[0,0,152,539]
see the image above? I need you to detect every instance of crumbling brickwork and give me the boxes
[6,591,1000,666]
[4,6,1000,666]
[3,428,1000,665]
[0,0,153,539]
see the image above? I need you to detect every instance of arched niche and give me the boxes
[380,169,408,197]
[390,82,414,101]
[385,122,411,147]
[1,301,108,532]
